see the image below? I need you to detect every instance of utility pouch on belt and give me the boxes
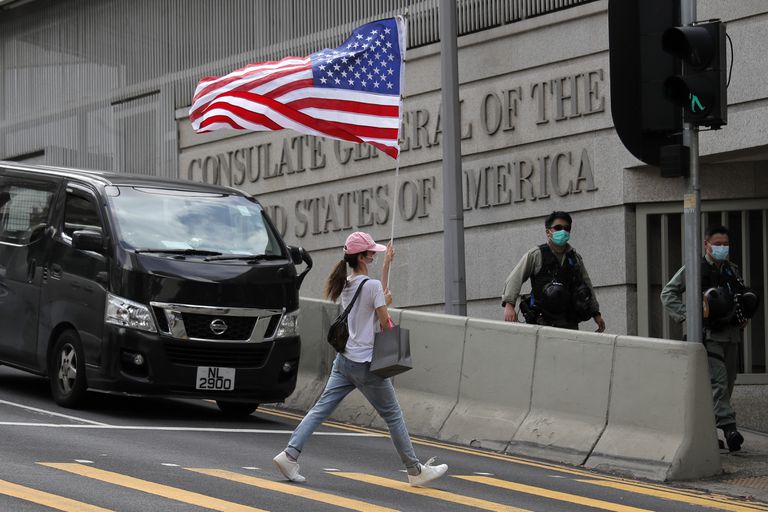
[518,294,540,324]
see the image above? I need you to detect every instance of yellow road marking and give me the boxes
[40,463,268,512]
[259,406,768,510]
[331,472,528,511]
[0,479,111,512]
[578,479,768,512]
[187,468,397,512]
[256,407,578,469]
[455,475,653,512]
[579,476,768,511]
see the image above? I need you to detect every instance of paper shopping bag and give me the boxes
[370,320,412,378]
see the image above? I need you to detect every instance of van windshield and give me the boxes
[107,187,284,258]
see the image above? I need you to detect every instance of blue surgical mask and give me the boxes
[551,230,570,247]
[711,245,729,261]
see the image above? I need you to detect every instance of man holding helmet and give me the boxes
[501,211,605,332]
[662,225,760,452]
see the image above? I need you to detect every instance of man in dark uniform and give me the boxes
[501,211,605,332]
[662,225,757,452]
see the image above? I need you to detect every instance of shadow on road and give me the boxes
[0,365,288,427]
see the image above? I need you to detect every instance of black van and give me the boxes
[0,161,312,415]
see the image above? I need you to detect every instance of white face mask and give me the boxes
[711,245,729,261]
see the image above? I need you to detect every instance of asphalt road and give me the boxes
[0,365,765,512]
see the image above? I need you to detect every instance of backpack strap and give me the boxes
[340,279,369,320]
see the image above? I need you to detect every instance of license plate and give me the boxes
[196,367,236,391]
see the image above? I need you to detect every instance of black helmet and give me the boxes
[703,287,734,321]
[572,283,594,321]
[540,281,570,314]
[738,290,760,319]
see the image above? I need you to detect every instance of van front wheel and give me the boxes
[50,330,88,408]
[216,400,258,417]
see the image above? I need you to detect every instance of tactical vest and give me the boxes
[701,257,742,330]
[702,257,743,292]
[530,244,580,310]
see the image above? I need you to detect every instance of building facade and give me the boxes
[2,0,768,422]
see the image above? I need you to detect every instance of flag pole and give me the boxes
[386,12,408,290]
[391,10,408,247]
[390,157,401,244]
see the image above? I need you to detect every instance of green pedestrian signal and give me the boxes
[689,93,704,113]
[662,21,727,129]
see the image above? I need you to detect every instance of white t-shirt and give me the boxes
[341,274,386,363]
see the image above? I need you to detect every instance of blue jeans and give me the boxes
[286,353,420,471]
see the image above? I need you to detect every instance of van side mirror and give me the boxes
[288,246,313,289]
[72,230,105,254]
[288,246,303,265]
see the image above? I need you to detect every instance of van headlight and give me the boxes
[274,309,299,338]
[105,293,156,333]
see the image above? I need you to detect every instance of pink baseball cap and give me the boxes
[343,232,387,255]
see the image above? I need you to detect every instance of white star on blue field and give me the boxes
[311,18,402,96]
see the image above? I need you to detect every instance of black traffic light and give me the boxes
[662,21,727,129]
[608,0,682,167]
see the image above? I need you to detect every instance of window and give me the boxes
[637,200,768,382]
[0,178,56,245]
[107,187,282,257]
[63,192,103,239]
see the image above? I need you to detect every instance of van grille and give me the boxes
[165,343,271,368]
[181,313,257,341]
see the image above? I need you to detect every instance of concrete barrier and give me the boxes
[391,309,467,438]
[585,336,721,480]
[288,298,723,481]
[439,318,538,452]
[283,298,338,411]
[511,326,616,465]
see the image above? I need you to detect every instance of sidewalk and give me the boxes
[683,429,768,503]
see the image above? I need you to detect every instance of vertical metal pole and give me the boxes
[439,0,467,316]
[682,0,701,343]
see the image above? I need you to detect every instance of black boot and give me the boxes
[722,424,744,452]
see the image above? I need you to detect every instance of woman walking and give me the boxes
[273,231,448,487]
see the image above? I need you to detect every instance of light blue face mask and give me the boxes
[551,230,570,247]
[711,245,729,261]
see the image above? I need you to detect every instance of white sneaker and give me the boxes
[273,451,306,483]
[407,457,448,487]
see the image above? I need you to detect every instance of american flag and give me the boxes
[190,17,406,159]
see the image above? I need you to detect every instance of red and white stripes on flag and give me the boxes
[189,17,406,159]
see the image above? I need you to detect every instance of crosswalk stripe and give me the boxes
[578,479,767,512]
[39,463,268,512]
[187,468,397,512]
[256,407,610,476]
[258,407,767,510]
[331,472,529,512]
[0,479,112,512]
[455,475,654,512]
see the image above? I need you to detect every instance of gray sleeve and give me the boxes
[501,248,539,306]
[661,266,687,324]
[577,254,600,314]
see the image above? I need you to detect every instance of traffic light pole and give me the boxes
[682,0,703,343]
